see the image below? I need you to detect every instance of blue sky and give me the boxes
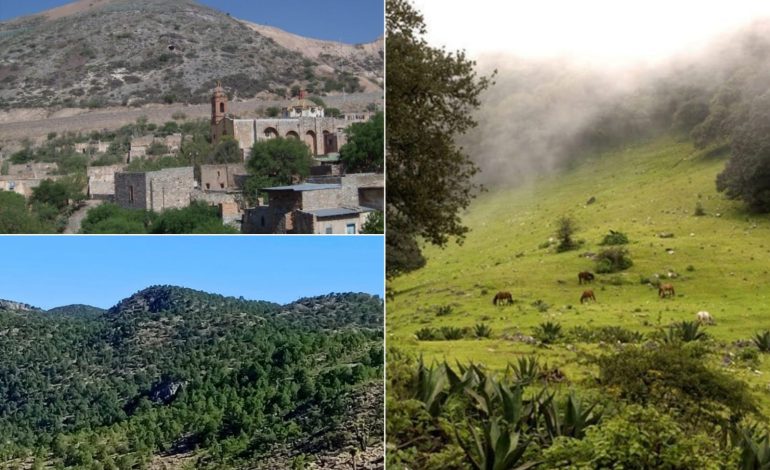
[0,236,384,309]
[0,0,384,43]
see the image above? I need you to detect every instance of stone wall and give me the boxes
[339,173,383,207]
[147,167,194,211]
[0,177,57,198]
[300,187,342,211]
[115,172,148,210]
[298,212,369,234]
[199,163,246,191]
[242,207,286,234]
[190,188,239,206]
[226,116,353,157]
[8,163,57,178]
[87,164,125,199]
[358,186,384,211]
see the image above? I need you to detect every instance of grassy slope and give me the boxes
[388,136,770,412]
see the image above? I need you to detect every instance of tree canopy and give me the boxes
[245,137,313,203]
[386,0,493,277]
[716,95,770,212]
[340,112,384,173]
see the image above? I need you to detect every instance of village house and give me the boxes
[114,166,195,211]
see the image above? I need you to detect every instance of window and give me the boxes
[205,183,210,190]
[128,185,134,203]
[220,183,224,189]
[325,225,333,234]
[219,102,224,113]
[346,223,356,234]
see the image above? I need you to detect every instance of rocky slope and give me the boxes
[0,0,383,108]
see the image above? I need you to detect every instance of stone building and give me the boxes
[128,134,182,162]
[209,83,368,160]
[87,164,126,199]
[242,173,382,234]
[199,163,247,191]
[114,167,194,211]
[74,141,109,156]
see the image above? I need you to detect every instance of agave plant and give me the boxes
[753,330,770,353]
[664,320,707,343]
[540,391,602,442]
[535,321,563,344]
[474,323,493,338]
[456,417,538,470]
[415,327,438,341]
[414,358,448,417]
[510,356,540,385]
[440,326,467,340]
[734,425,770,469]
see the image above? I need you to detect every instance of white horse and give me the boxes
[696,311,714,325]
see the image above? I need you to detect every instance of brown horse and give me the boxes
[578,271,595,284]
[493,291,513,306]
[580,289,596,304]
[659,283,675,298]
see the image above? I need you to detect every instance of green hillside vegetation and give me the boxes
[0,286,383,469]
[387,136,770,468]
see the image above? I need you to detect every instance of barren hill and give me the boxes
[0,0,383,109]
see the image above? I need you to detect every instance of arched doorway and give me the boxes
[304,130,317,155]
[263,127,278,139]
[286,130,300,140]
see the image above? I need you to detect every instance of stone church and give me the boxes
[210,82,367,160]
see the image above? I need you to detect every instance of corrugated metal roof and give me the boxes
[306,206,373,218]
[264,183,341,191]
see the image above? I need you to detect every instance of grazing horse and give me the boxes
[580,289,596,304]
[493,291,513,306]
[659,283,675,298]
[578,271,595,284]
[696,311,714,324]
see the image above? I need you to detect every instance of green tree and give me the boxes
[30,179,70,210]
[386,0,493,277]
[716,95,770,212]
[0,192,51,233]
[361,211,384,234]
[210,137,243,164]
[245,137,313,202]
[340,112,383,173]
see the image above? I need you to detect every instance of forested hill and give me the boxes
[0,286,384,468]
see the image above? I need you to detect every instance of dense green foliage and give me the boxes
[0,287,383,468]
[0,191,55,233]
[79,202,236,234]
[361,211,384,234]
[339,112,384,173]
[386,0,493,277]
[244,137,313,203]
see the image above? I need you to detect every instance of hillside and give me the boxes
[0,0,383,109]
[0,285,384,468]
[388,136,770,409]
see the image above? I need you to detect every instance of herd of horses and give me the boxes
[493,271,677,305]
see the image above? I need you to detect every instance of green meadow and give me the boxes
[388,136,770,412]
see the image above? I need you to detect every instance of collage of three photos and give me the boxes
[2,0,770,468]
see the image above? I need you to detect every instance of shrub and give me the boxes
[509,356,540,384]
[435,305,453,317]
[664,321,707,343]
[555,216,579,252]
[569,325,644,344]
[542,405,731,468]
[535,322,562,344]
[599,229,629,245]
[532,299,549,313]
[754,331,770,353]
[596,345,758,422]
[595,247,633,273]
[415,327,439,341]
[473,323,492,338]
[694,201,706,216]
[439,326,466,340]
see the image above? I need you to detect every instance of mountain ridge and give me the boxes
[0,0,382,108]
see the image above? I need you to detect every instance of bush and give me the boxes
[569,325,645,344]
[596,345,758,422]
[595,247,633,273]
[754,331,770,353]
[415,327,439,341]
[542,405,731,468]
[439,326,466,340]
[599,229,629,245]
[473,323,492,338]
[535,322,562,344]
[555,216,580,252]
[435,305,453,317]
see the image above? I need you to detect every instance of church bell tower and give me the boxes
[211,81,227,142]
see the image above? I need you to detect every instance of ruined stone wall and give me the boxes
[265,190,302,213]
[190,188,239,206]
[147,167,194,211]
[242,207,286,234]
[359,187,384,211]
[339,173,382,207]
[226,116,354,157]
[300,188,342,211]
[199,163,246,191]
[219,201,241,229]
[8,163,57,178]
[115,172,149,210]
[293,211,316,234]
[0,177,57,198]
[87,164,126,199]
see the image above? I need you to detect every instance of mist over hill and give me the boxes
[0,285,384,468]
[0,0,383,109]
